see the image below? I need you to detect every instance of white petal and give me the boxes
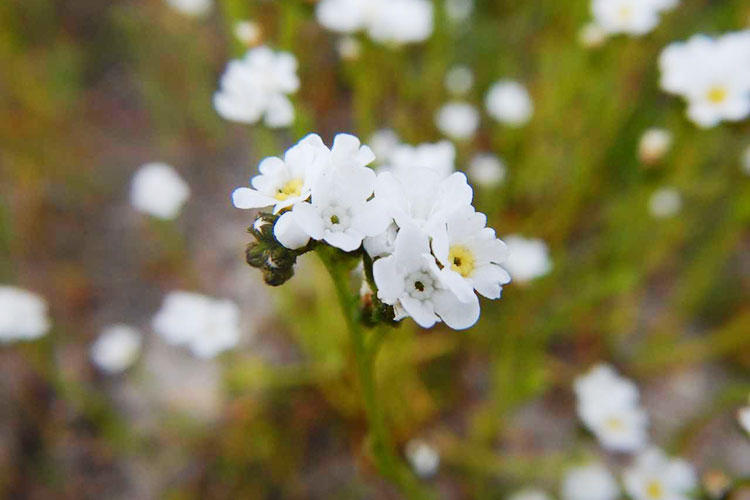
[264,94,295,128]
[351,199,392,237]
[291,202,325,239]
[324,230,362,252]
[373,255,406,303]
[432,289,480,330]
[400,296,439,328]
[232,187,275,209]
[274,212,310,250]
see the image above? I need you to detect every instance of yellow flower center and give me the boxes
[618,5,633,20]
[646,480,664,499]
[274,178,303,201]
[448,245,476,277]
[707,86,728,104]
[605,417,624,431]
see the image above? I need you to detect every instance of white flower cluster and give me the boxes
[575,363,648,452]
[405,439,440,478]
[590,0,678,37]
[152,291,241,358]
[90,324,142,374]
[130,162,191,220]
[233,133,512,330]
[659,31,750,128]
[0,286,50,343]
[214,46,299,128]
[316,0,434,45]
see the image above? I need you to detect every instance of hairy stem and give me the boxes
[316,247,432,499]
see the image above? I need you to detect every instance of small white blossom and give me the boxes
[234,20,261,46]
[648,187,681,218]
[591,0,678,37]
[742,145,750,176]
[214,46,299,128]
[153,292,241,358]
[562,463,620,500]
[486,80,534,127]
[405,439,440,478]
[363,222,398,258]
[445,0,474,24]
[90,325,142,374]
[508,489,553,500]
[165,0,212,17]
[373,225,479,329]
[468,153,506,188]
[232,134,328,213]
[659,32,750,128]
[738,405,750,435]
[445,65,474,96]
[501,235,552,283]
[130,163,190,220]
[579,23,608,48]
[289,134,391,252]
[337,36,362,60]
[638,128,673,164]
[435,101,480,140]
[431,205,511,302]
[316,0,434,45]
[388,141,456,179]
[369,128,401,164]
[574,364,649,453]
[623,448,697,500]
[0,286,50,343]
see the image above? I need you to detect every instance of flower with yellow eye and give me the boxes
[431,205,511,303]
[624,448,697,500]
[232,134,327,214]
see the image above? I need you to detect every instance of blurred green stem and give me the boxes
[316,247,432,499]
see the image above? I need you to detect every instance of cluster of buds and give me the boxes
[245,214,307,286]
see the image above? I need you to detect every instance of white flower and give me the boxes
[0,286,50,342]
[388,141,456,179]
[232,134,328,213]
[501,235,552,283]
[153,292,241,358]
[445,0,474,23]
[363,221,398,258]
[591,0,678,37]
[373,225,480,329]
[431,205,511,301]
[486,80,534,127]
[574,364,649,453]
[337,36,362,60]
[648,187,681,218]
[579,23,608,48]
[562,463,620,500]
[90,325,142,374]
[638,128,673,164]
[374,167,473,232]
[435,102,480,140]
[234,20,261,46]
[468,153,506,188]
[508,489,553,500]
[405,439,440,478]
[369,129,401,164]
[623,448,697,500]
[316,0,434,45]
[165,0,212,17]
[289,134,391,252]
[659,32,750,128]
[738,405,750,435]
[130,163,190,220]
[445,65,474,96]
[214,46,299,128]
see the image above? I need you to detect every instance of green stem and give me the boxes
[316,247,432,499]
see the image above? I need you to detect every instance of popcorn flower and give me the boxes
[435,101,480,140]
[623,447,697,500]
[468,153,506,188]
[444,65,474,96]
[234,20,261,46]
[579,22,608,48]
[405,439,440,478]
[153,292,241,358]
[501,235,552,283]
[336,36,362,60]
[165,0,212,17]
[316,0,434,45]
[90,325,142,375]
[574,364,649,453]
[659,32,750,128]
[486,80,534,127]
[638,128,673,165]
[562,463,620,500]
[130,163,190,220]
[508,489,553,500]
[233,132,509,330]
[368,129,401,163]
[738,404,750,435]
[214,46,299,128]
[0,286,50,343]
[591,0,678,37]
[648,187,681,218]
